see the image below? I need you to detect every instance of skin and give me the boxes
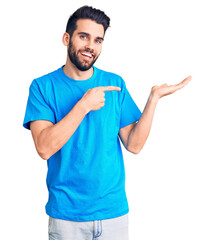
[124,76,192,154]
[62,19,105,80]
[30,18,191,160]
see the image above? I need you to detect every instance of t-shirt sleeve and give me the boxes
[120,80,142,129]
[23,80,55,130]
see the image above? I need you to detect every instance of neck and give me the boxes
[63,57,94,81]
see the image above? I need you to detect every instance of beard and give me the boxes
[68,39,99,71]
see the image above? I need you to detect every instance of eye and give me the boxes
[95,39,102,44]
[80,35,86,40]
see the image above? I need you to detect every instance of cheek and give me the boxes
[72,39,85,51]
[96,45,102,55]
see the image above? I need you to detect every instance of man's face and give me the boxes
[68,19,105,71]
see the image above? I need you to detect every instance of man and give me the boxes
[23,5,191,240]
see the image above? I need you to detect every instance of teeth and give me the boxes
[81,52,92,58]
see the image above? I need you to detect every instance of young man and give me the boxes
[23,5,191,240]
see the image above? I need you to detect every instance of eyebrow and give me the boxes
[77,32,104,41]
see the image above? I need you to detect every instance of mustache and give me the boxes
[82,48,94,54]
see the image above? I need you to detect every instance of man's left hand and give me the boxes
[151,75,192,100]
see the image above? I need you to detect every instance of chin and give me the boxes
[76,64,93,71]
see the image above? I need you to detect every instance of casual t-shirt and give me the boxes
[23,65,142,221]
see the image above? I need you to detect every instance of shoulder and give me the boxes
[28,67,62,104]
[30,67,61,90]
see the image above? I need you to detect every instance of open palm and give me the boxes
[151,75,192,99]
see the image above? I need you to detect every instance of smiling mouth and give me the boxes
[80,51,94,59]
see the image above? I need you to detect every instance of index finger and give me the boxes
[101,86,121,92]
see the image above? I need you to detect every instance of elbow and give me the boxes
[37,149,50,160]
[127,145,141,155]
[36,144,51,160]
[39,152,50,160]
[130,149,141,155]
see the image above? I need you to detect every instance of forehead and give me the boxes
[74,19,105,38]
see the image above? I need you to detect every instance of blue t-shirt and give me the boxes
[23,65,142,221]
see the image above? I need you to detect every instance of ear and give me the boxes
[62,32,70,46]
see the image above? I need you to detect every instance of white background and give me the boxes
[1,0,214,239]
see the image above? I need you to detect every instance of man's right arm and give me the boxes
[30,86,121,160]
[30,100,88,160]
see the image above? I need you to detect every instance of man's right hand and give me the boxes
[80,86,121,113]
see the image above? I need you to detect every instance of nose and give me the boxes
[85,39,95,52]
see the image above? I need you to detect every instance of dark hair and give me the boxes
[65,5,110,38]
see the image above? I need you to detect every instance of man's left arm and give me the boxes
[119,76,192,154]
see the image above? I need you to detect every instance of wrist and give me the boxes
[77,99,90,115]
[149,90,160,104]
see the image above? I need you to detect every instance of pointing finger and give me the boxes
[100,86,121,92]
